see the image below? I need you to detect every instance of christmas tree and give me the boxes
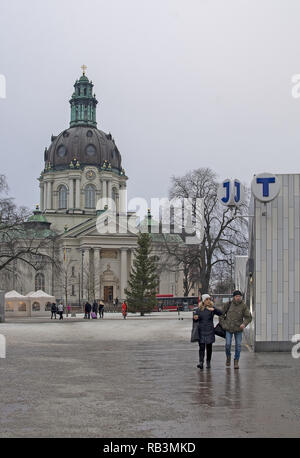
[125,232,158,316]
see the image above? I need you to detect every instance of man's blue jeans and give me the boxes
[225,331,243,360]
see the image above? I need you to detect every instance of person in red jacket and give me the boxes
[122,301,127,319]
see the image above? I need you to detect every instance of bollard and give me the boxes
[0,291,5,323]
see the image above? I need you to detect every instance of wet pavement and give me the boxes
[0,313,299,437]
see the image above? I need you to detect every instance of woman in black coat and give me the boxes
[192,294,222,369]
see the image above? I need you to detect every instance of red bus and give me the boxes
[154,295,198,312]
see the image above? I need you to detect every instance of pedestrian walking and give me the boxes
[84,301,92,319]
[57,302,64,320]
[219,290,252,369]
[51,302,57,320]
[177,303,183,320]
[191,294,222,370]
[122,301,127,319]
[92,300,98,318]
[99,300,104,319]
[114,297,119,312]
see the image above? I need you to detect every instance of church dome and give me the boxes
[43,67,124,174]
[45,126,122,172]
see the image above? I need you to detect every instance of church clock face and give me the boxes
[86,170,96,180]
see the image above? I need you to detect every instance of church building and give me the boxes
[3,68,184,305]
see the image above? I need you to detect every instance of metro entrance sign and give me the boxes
[251,173,281,203]
[217,178,245,207]
[218,173,281,207]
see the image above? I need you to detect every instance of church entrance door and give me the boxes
[104,286,113,303]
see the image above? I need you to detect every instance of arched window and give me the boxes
[58,185,67,209]
[35,273,45,291]
[45,302,51,311]
[32,302,40,312]
[85,185,95,208]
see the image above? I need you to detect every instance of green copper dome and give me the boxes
[28,206,49,223]
[25,206,57,238]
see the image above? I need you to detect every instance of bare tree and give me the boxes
[155,240,200,296]
[211,260,233,293]
[166,168,249,294]
[0,175,57,274]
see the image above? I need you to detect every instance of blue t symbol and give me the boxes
[256,177,275,197]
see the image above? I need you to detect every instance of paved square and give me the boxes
[0,312,299,437]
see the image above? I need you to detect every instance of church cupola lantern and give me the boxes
[69,65,98,128]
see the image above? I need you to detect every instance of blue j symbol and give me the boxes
[234,180,240,203]
[221,181,230,203]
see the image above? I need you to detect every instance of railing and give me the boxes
[62,303,123,314]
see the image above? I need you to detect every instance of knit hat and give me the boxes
[232,290,242,297]
[202,294,211,302]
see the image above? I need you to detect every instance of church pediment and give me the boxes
[60,212,137,239]
[60,217,97,238]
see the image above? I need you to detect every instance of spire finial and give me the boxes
[81,64,87,75]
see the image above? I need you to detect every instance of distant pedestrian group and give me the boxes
[50,302,67,320]
[84,300,105,319]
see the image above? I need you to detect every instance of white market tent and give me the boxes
[5,290,56,317]
[26,290,56,316]
[5,290,31,316]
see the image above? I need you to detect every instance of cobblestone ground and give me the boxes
[0,312,299,437]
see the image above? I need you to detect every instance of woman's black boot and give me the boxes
[197,348,205,369]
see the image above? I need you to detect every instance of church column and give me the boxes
[107,180,112,207]
[102,179,107,208]
[69,178,74,209]
[75,178,80,208]
[105,180,109,207]
[119,184,127,214]
[100,179,104,208]
[83,248,91,301]
[45,181,51,210]
[120,248,128,301]
[115,191,120,213]
[47,181,52,210]
[40,184,44,211]
[94,248,101,300]
[89,249,95,301]
[44,182,47,211]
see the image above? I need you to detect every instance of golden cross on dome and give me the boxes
[81,64,87,75]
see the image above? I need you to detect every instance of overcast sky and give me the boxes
[1,0,300,210]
